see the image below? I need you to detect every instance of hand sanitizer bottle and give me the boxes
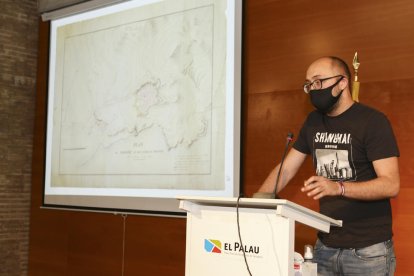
[302,245,317,276]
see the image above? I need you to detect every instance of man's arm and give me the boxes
[302,156,400,200]
[257,148,307,194]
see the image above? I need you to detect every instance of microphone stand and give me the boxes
[253,133,294,199]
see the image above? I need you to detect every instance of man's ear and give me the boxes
[340,77,349,90]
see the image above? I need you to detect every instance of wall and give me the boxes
[29,0,414,275]
[0,0,38,275]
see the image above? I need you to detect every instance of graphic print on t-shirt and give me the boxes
[315,149,353,180]
[313,132,356,181]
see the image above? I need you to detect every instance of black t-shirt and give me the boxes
[293,103,399,248]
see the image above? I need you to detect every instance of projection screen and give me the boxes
[43,0,243,215]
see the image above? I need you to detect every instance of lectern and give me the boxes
[177,196,342,276]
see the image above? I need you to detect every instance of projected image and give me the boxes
[44,0,242,213]
[59,6,214,180]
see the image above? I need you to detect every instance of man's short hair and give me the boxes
[329,56,352,81]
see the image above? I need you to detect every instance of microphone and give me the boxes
[253,132,294,199]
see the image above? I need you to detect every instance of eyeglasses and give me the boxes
[303,75,344,94]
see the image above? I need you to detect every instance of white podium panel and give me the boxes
[183,201,293,276]
[178,196,342,276]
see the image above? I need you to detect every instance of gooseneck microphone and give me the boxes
[272,132,294,199]
[253,132,294,199]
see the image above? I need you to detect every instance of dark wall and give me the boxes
[29,0,414,275]
[0,0,38,275]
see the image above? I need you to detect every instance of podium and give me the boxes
[177,196,342,276]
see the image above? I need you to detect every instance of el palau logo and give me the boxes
[204,239,260,255]
[204,239,222,253]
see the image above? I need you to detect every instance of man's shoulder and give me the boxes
[304,103,389,124]
[306,109,324,120]
[352,103,388,120]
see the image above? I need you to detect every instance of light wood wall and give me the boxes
[29,0,414,275]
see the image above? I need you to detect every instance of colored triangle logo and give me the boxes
[204,239,222,253]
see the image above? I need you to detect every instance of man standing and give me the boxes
[257,56,400,275]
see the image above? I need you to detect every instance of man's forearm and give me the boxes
[342,175,399,200]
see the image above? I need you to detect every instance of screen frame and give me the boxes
[43,0,243,216]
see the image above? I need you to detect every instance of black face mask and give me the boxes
[309,77,343,113]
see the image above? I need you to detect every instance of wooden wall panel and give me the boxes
[245,0,414,93]
[29,0,414,275]
[124,216,186,275]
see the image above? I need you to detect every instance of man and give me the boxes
[257,56,400,275]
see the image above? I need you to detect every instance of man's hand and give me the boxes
[301,176,341,200]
